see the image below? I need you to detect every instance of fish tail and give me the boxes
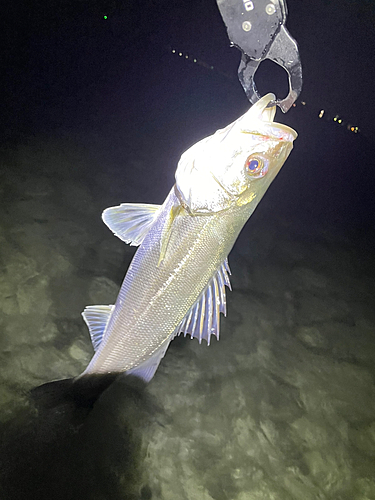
[1,375,150,499]
[30,373,120,425]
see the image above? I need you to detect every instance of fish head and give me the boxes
[175,93,297,214]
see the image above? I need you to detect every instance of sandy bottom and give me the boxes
[0,134,374,500]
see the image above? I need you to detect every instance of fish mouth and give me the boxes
[244,93,298,142]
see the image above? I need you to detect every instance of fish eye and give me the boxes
[247,158,262,172]
[245,155,268,178]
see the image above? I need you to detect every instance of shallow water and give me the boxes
[0,131,374,500]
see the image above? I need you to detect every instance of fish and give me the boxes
[79,93,297,383]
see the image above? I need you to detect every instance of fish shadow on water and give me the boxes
[0,374,159,500]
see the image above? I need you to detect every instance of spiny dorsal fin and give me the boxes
[82,304,114,351]
[102,203,161,246]
[174,258,232,345]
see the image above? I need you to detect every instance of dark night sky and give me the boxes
[1,0,375,232]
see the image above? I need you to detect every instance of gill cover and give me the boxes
[175,94,296,214]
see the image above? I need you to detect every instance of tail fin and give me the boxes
[30,373,120,426]
[1,375,151,500]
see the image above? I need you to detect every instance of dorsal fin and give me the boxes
[102,203,161,246]
[82,305,114,351]
[174,258,232,345]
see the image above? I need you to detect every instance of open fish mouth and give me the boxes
[246,93,298,142]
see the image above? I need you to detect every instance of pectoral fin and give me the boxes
[102,203,161,246]
[158,202,184,266]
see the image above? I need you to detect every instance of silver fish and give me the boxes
[80,93,297,382]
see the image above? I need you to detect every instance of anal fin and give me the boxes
[126,338,172,382]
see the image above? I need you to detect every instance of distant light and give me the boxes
[193,59,197,63]
[292,103,296,107]
[179,53,182,57]
[333,115,339,122]
[185,55,188,59]
[211,66,214,69]
[103,15,108,19]
[348,125,359,133]
[338,119,342,124]
[301,101,306,105]
[172,49,176,53]
[319,109,325,118]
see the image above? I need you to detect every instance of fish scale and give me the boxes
[83,189,249,375]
